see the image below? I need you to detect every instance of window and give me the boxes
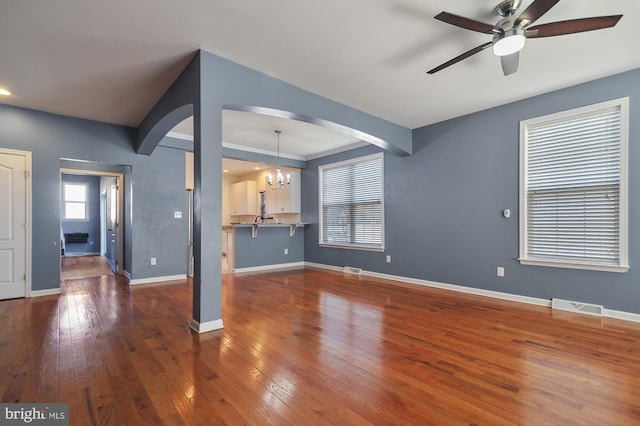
[319,153,384,251]
[63,182,89,221]
[519,98,628,272]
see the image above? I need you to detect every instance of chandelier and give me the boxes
[267,130,290,190]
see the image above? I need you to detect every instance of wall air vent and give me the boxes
[342,266,362,275]
[551,298,604,317]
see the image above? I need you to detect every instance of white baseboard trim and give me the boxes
[123,270,132,281]
[129,274,187,286]
[306,262,551,306]
[304,262,343,273]
[366,269,550,307]
[604,308,640,323]
[303,262,640,324]
[190,318,224,333]
[29,288,62,297]
[355,268,550,307]
[233,261,305,274]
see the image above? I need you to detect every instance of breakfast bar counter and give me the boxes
[229,223,308,272]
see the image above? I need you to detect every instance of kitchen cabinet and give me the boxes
[264,170,300,214]
[229,180,257,215]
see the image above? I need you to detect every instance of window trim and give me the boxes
[318,152,385,252]
[518,97,629,273]
[63,182,90,222]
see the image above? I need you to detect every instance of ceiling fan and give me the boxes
[427,0,622,76]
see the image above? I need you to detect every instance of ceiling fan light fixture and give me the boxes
[429,1,623,76]
[493,29,526,56]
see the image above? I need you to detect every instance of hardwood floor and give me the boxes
[61,255,113,280]
[2,260,640,424]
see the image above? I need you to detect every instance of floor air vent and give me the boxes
[343,266,362,275]
[551,298,604,317]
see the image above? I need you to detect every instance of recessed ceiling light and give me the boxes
[223,169,229,173]
[254,167,261,170]
[0,88,11,96]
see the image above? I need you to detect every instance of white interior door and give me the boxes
[0,151,28,300]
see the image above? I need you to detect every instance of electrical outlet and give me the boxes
[386,255,391,263]
[497,266,504,277]
[151,257,157,266]
[284,248,288,255]
[174,211,182,219]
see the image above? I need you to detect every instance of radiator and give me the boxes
[64,232,89,244]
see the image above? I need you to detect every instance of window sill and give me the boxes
[518,258,629,273]
[319,243,384,252]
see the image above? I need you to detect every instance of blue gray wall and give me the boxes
[131,146,189,278]
[61,174,101,255]
[0,104,189,290]
[304,67,640,314]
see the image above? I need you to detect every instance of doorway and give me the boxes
[0,149,31,300]
[60,168,124,281]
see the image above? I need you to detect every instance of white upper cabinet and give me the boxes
[265,170,300,214]
[229,180,257,215]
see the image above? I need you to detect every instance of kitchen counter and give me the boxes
[231,222,309,238]
[231,222,306,271]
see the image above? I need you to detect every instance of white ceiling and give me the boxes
[1,0,639,157]
[169,111,367,171]
[221,157,270,177]
[168,111,366,161]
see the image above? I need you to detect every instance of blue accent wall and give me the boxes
[0,103,189,290]
[304,67,640,314]
[132,146,189,278]
[61,174,101,255]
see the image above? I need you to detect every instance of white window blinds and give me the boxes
[520,98,628,272]
[319,153,384,250]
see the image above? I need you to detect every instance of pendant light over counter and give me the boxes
[267,130,291,190]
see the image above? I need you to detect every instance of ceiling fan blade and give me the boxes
[427,41,494,74]
[435,12,502,34]
[514,0,560,28]
[501,52,519,76]
[527,15,623,38]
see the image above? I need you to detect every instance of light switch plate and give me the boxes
[174,211,182,219]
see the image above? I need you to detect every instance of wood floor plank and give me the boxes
[61,255,113,280]
[164,339,264,425]
[217,328,375,425]
[1,256,640,424]
[106,372,142,425]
